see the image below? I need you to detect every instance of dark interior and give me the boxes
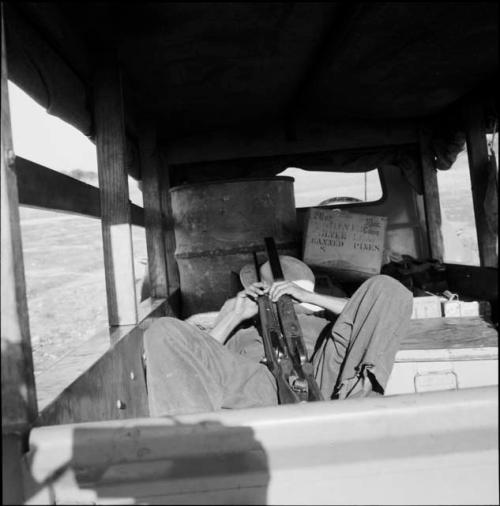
[5,2,498,182]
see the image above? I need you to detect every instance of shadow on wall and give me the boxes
[22,417,270,504]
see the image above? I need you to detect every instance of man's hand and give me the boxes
[233,282,269,321]
[209,282,268,343]
[268,280,312,304]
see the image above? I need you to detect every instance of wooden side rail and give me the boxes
[33,297,173,427]
[2,10,39,504]
[15,156,145,227]
[22,386,498,505]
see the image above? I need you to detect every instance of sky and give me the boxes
[8,80,143,205]
[8,81,98,175]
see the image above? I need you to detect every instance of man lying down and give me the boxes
[143,256,413,416]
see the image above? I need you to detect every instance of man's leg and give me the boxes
[143,317,277,416]
[312,275,413,400]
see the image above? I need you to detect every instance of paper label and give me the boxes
[303,209,387,281]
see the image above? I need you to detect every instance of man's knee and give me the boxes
[364,274,407,293]
[364,274,397,289]
[362,275,412,308]
[143,317,192,353]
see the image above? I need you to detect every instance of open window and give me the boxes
[278,167,384,208]
[8,80,148,388]
[437,130,498,266]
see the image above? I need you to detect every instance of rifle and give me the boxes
[253,239,324,403]
[252,252,301,404]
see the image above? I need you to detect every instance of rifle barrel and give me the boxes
[264,237,285,280]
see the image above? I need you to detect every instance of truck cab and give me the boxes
[1,3,498,504]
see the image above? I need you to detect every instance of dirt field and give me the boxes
[20,206,147,376]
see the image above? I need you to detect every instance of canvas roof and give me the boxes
[5,2,498,182]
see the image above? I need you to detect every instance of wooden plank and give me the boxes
[16,156,100,217]
[1,6,38,433]
[35,323,148,426]
[403,316,497,351]
[34,299,167,426]
[94,60,138,326]
[419,126,444,261]
[1,11,37,504]
[159,151,180,306]
[39,329,146,426]
[463,101,498,267]
[16,156,145,226]
[129,204,145,228]
[138,126,168,298]
[34,298,166,415]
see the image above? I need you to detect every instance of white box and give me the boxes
[386,315,498,395]
[386,359,498,395]
[442,300,491,317]
[411,296,442,319]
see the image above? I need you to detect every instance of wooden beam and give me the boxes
[129,203,145,228]
[463,101,498,267]
[1,9,37,504]
[125,133,141,180]
[94,59,138,326]
[138,126,168,298]
[1,5,38,434]
[419,127,444,261]
[159,151,180,304]
[16,156,145,225]
[16,156,99,216]
[163,118,418,166]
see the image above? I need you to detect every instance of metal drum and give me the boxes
[170,177,299,317]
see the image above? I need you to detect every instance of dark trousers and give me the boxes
[144,275,413,416]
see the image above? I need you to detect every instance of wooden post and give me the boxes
[419,126,444,262]
[1,6,38,503]
[138,125,168,298]
[159,151,180,307]
[463,101,498,267]
[94,59,138,326]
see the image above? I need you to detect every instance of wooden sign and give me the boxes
[303,208,387,281]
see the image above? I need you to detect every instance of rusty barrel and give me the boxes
[170,177,299,317]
